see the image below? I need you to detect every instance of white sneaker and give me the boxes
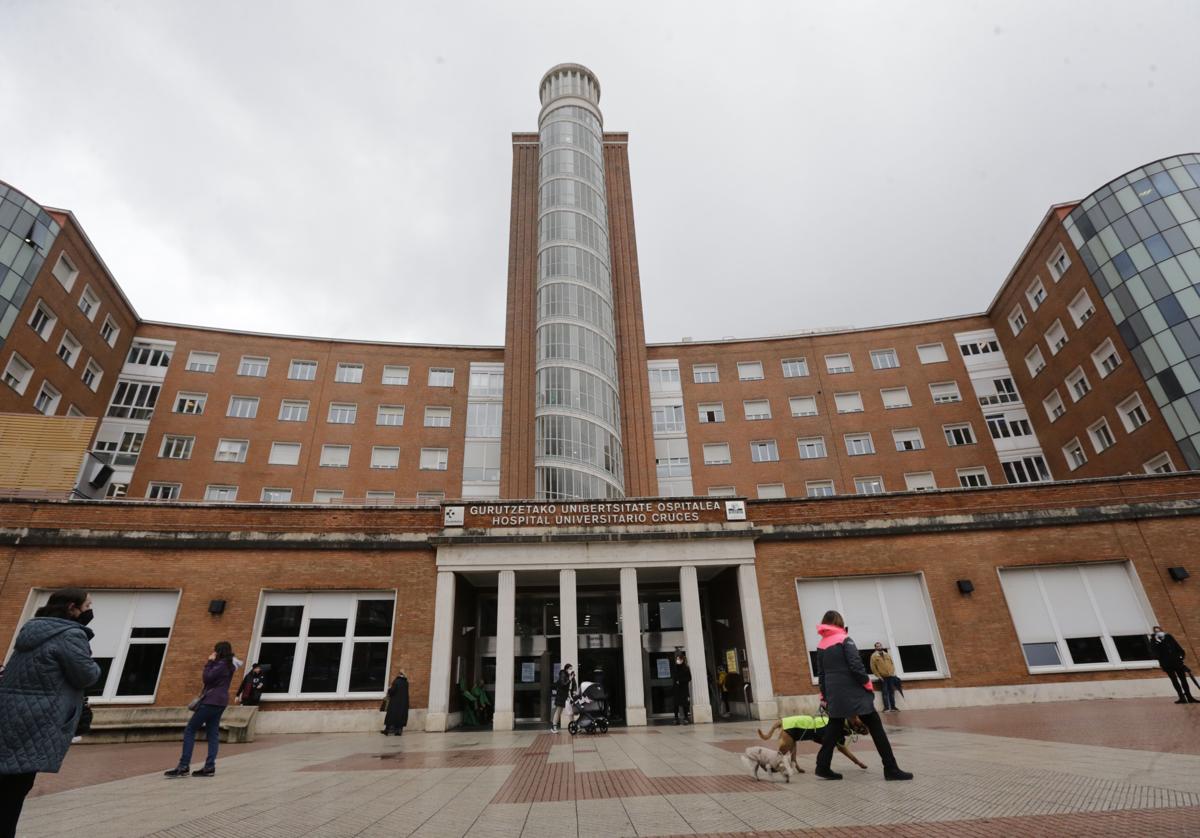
[71,736,83,744]
[551,726,558,733]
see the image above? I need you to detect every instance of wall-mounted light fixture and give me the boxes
[207,599,226,615]
[956,579,975,595]
[1168,567,1190,582]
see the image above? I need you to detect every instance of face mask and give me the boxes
[76,609,95,626]
[1155,632,1165,640]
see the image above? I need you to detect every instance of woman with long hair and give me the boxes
[813,610,913,781]
[165,641,236,778]
[0,588,101,838]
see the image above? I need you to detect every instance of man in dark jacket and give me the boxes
[234,663,266,707]
[1150,625,1196,704]
[672,652,692,725]
[383,671,410,735]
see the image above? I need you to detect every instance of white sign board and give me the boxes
[443,506,465,527]
[724,500,746,521]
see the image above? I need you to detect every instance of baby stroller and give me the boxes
[567,681,609,735]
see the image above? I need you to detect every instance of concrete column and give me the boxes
[424,571,456,732]
[559,568,578,678]
[679,565,713,724]
[737,563,779,720]
[493,569,516,731]
[619,567,647,726]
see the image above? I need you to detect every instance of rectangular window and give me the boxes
[824,353,852,374]
[416,492,445,505]
[651,403,685,432]
[781,358,809,378]
[328,403,357,424]
[81,359,102,392]
[834,391,863,413]
[999,563,1155,671]
[279,399,309,422]
[3,354,33,394]
[215,438,249,463]
[33,382,61,415]
[365,491,396,505]
[424,406,452,428]
[1044,389,1067,421]
[313,490,344,504]
[106,380,160,420]
[806,480,835,497]
[370,446,400,469]
[1001,454,1052,484]
[703,443,731,465]
[1088,418,1116,453]
[126,341,171,368]
[870,349,899,370]
[146,482,181,500]
[789,395,818,416]
[464,440,502,482]
[959,338,1001,357]
[1009,306,1027,336]
[985,412,1032,440]
[251,591,396,697]
[106,483,128,499]
[757,483,786,499]
[750,440,779,462]
[382,365,409,385]
[743,399,771,421]
[957,467,989,488]
[845,433,875,456]
[737,361,764,381]
[707,486,736,497]
[1048,244,1071,282]
[653,437,691,483]
[1063,438,1088,471]
[697,402,725,423]
[269,442,302,466]
[929,381,961,404]
[186,351,218,373]
[238,356,269,377]
[1068,290,1096,327]
[289,360,317,381]
[174,392,206,414]
[204,485,238,501]
[29,589,179,701]
[1117,393,1149,432]
[261,488,292,503]
[977,377,1019,407]
[943,423,975,446]
[159,435,194,460]
[57,332,81,368]
[1045,320,1068,355]
[854,476,885,495]
[52,252,79,290]
[227,396,259,419]
[100,315,119,347]
[466,402,502,437]
[693,363,719,383]
[904,472,936,491]
[647,366,681,392]
[94,431,144,466]
[1143,452,1175,474]
[1026,277,1047,310]
[880,386,911,409]
[377,405,405,426]
[320,444,351,467]
[1066,367,1091,402]
[1091,339,1121,378]
[28,301,56,340]
[797,436,827,459]
[419,448,449,470]
[335,363,363,384]
[1025,346,1046,377]
[892,428,924,451]
[469,367,504,396]
[796,575,944,679]
[917,343,948,364]
[428,367,455,387]
[78,286,100,321]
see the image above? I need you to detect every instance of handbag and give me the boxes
[379,696,390,712]
[187,694,202,711]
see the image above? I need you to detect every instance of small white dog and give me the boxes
[741,745,796,782]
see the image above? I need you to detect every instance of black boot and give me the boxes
[814,767,842,780]
[884,767,914,781]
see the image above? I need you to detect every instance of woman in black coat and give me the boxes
[383,671,410,735]
[813,610,912,781]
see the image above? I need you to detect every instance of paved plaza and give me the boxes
[18,698,1200,837]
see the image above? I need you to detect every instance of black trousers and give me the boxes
[816,711,898,772]
[1167,668,1194,699]
[673,688,691,719]
[0,772,37,838]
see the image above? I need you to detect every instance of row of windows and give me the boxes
[684,382,964,425]
[3,348,102,402]
[703,467,989,498]
[142,484,447,505]
[155,436,450,470]
[682,342,953,386]
[1058,391,1156,471]
[47,251,123,345]
[183,353,458,388]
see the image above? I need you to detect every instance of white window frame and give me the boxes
[844,433,875,456]
[1008,305,1027,336]
[781,358,809,378]
[146,482,181,500]
[335,362,363,384]
[377,405,405,426]
[1066,366,1091,402]
[3,353,34,394]
[929,381,961,404]
[261,488,293,503]
[78,285,100,321]
[789,395,818,417]
[57,331,81,368]
[956,467,990,488]
[279,400,310,422]
[313,490,345,504]
[1143,452,1175,474]
[1026,276,1047,310]
[697,402,725,423]
[1068,289,1096,327]
[428,367,455,387]
[100,315,119,347]
[943,423,975,446]
[703,443,731,465]
[854,476,885,495]
[1047,243,1071,282]
[419,447,449,470]
[1117,393,1150,433]
[806,480,835,497]
[327,402,358,424]
[1045,320,1068,355]
[916,343,948,364]
[33,381,61,415]
[834,391,863,414]
[238,356,269,377]
[269,442,302,466]
[1091,338,1121,379]
[1063,437,1088,471]
[28,300,57,341]
[756,483,786,499]
[81,358,103,392]
[824,353,853,374]
[173,391,206,415]
[424,406,452,427]
[159,434,194,460]
[370,446,400,469]
[1025,346,1046,378]
[185,351,218,373]
[743,399,771,421]
[52,252,79,290]
[892,428,924,452]
[320,444,351,468]
[797,436,827,460]
[737,361,764,381]
[692,363,719,384]
[204,485,239,502]
[289,360,318,381]
[1087,417,1116,454]
[214,438,249,463]
[880,386,911,410]
[1044,389,1066,422]
[904,472,937,491]
[869,348,899,370]
[382,365,410,386]
[750,439,779,463]
[227,395,260,419]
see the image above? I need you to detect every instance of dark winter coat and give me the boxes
[384,674,410,729]
[672,661,692,698]
[236,669,266,706]
[198,658,235,706]
[815,624,876,718]
[1151,633,1187,671]
[0,617,101,774]
[553,671,575,707]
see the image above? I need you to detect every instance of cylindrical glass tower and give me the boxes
[534,64,625,499]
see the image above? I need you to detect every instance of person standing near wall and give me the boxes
[0,588,101,838]
[164,642,237,778]
[672,652,692,725]
[813,611,913,781]
[1150,625,1197,704]
[869,643,900,713]
[234,662,266,707]
[382,670,410,735]
[550,663,575,733]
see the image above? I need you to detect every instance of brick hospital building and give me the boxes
[1,64,1199,732]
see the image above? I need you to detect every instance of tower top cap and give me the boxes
[539,63,601,108]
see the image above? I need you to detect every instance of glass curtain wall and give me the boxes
[534,66,625,499]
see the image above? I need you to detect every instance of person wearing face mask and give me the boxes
[672,652,692,725]
[164,641,237,778]
[1150,625,1196,704]
[0,587,102,838]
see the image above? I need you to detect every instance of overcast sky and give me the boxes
[3,2,1199,347]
